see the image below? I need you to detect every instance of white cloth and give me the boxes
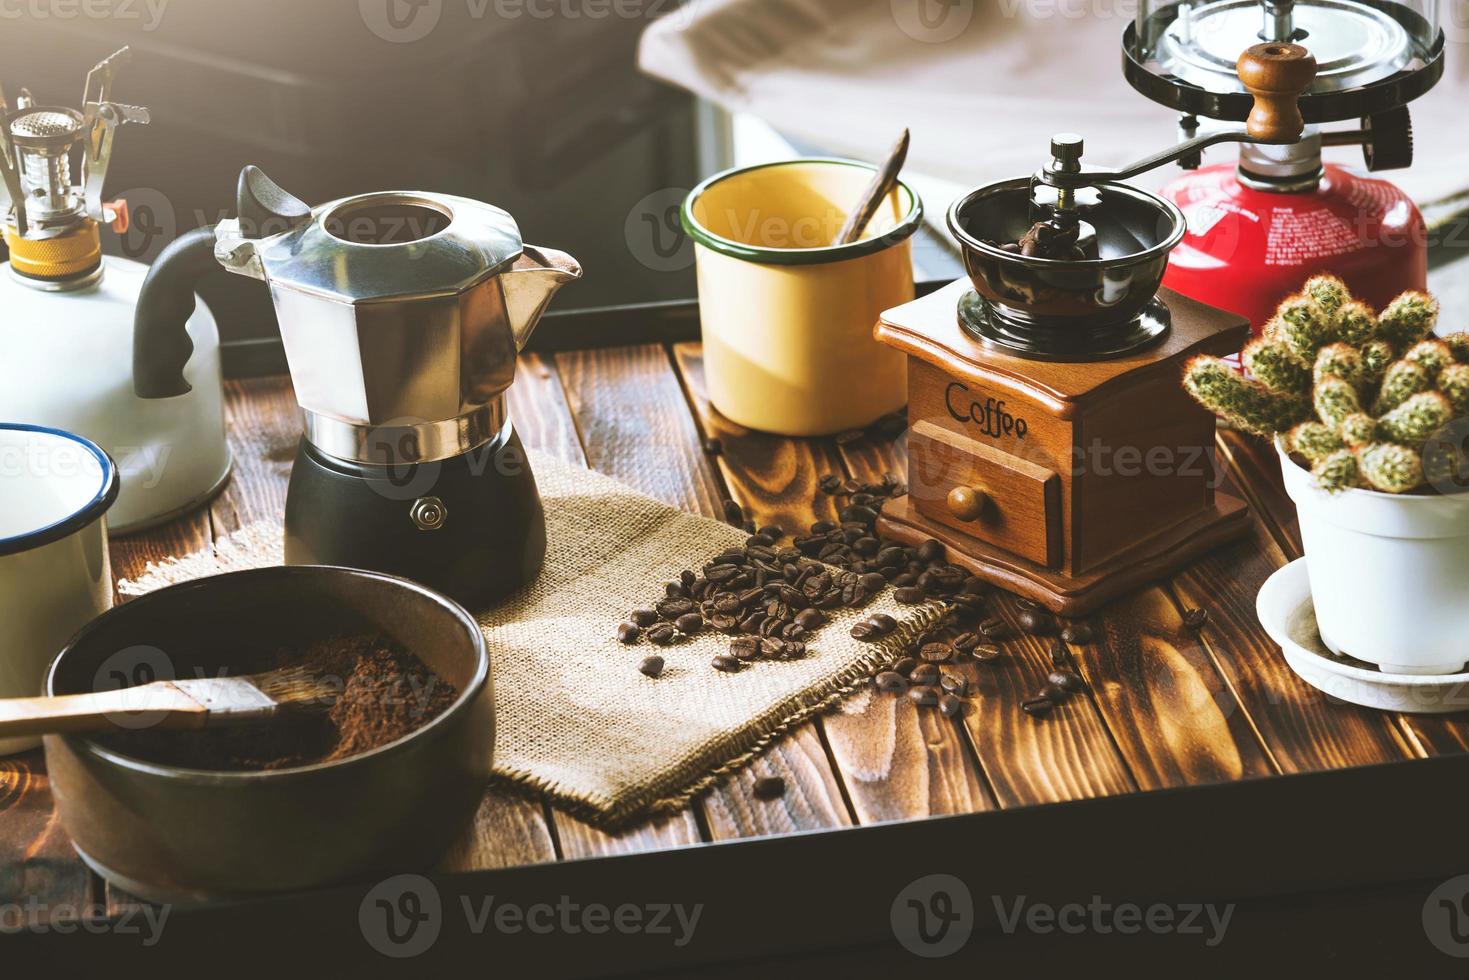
[640,0,1469,205]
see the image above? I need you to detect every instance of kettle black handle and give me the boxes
[132,225,218,399]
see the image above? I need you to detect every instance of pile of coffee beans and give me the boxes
[618,471,1100,723]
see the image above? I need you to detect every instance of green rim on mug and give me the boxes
[681,158,924,266]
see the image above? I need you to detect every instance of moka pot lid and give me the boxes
[246,191,526,305]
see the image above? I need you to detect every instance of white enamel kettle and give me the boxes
[0,48,229,533]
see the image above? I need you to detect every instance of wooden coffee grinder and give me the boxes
[875,44,1319,614]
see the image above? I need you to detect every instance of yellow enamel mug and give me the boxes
[682,159,922,436]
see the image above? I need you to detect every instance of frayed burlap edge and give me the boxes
[486,600,949,831]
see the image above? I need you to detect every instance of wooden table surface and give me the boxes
[3,342,1466,918]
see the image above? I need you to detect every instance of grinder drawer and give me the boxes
[908,420,1061,568]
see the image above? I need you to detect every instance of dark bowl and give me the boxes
[947,177,1186,332]
[43,565,493,905]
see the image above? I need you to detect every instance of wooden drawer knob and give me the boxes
[1237,42,1318,142]
[946,486,988,522]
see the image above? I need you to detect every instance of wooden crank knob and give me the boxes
[1237,42,1318,142]
[946,486,988,522]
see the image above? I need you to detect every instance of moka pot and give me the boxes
[133,167,581,607]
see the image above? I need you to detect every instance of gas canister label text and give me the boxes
[945,383,1029,440]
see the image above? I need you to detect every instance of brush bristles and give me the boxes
[245,665,339,708]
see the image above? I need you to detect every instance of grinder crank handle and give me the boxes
[1040,42,1318,192]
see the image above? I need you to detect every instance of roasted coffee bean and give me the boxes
[709,614,739,633]
[839,504,878,525]
[712,654,742,673]
[639,655,665,678]
[910,663,940,686]
[617,623,641,644]
[1039,682,1068,702]
[850,492,876,507]
[876,546,905,568]
[780,640,807,660]
[746,533,776,549]
[875,671,908,694]
[1049,669,1085,693]
[894,586,926,604]
[702,437,723,456]
[849,620,883,641]
[858,572,887,593]
[978,617,1008,640]
[1017,609,1055,635]
[630,609,658,627]
[738,614,764,635]
[664,581,687,599]
[753,776,786,800]
[1060,623,1093,644]
[1022,697,1054,717]
[869,613,897,633]
[647,624,680,646]
[818,475,842,494]
[908,685,940,707]
[960,576,987,596]
[704,564,740,585]
[916,539,945,564]
[657,597,696,620]
[919,642,956,663]
[781,623,808,642]
[759,525,785,541]
[888,658,915,678]
[948,593,986,615]
[940,672,969,697]
[730,636,761,661]
[839,479,862,495]
[970,644,1003,663]
[951,631,980,653]
[793,608,827,631]
[853,536,880,557]
[713,595,742,615]
[928,568,966,594]
[1183,608,1210,630]
[722,499,745,526]
[1049,640,1070,668]
[676,613,704,636]
[939,694,965,718]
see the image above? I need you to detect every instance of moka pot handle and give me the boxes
[132,224,218,399]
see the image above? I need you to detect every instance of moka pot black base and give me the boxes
[283,425,546,609]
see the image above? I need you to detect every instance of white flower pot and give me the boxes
[1277,439,1469,675]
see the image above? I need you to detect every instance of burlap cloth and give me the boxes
[120,451,942,828]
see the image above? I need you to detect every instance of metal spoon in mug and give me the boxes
[0,665,337,739]
[833,128,910,246]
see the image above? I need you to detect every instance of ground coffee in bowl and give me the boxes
[100,633,459,771]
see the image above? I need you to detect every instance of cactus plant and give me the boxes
[1182,276,1468,494]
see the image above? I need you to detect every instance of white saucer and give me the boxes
[1257,559,1469,714]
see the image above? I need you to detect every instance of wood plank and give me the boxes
[558,344,854,838]
[673,344,994,823]
[1169,461,1418,772]
[0,751,94,922]
[510,352,703,859]
[1217,430,1469,760]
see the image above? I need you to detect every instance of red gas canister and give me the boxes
[1161,160,1427,335]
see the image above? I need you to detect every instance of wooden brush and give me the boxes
[0,665,337,740]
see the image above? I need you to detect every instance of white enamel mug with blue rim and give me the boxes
[0,425,118,755]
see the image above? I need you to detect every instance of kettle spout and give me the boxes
[503,245,582,351]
